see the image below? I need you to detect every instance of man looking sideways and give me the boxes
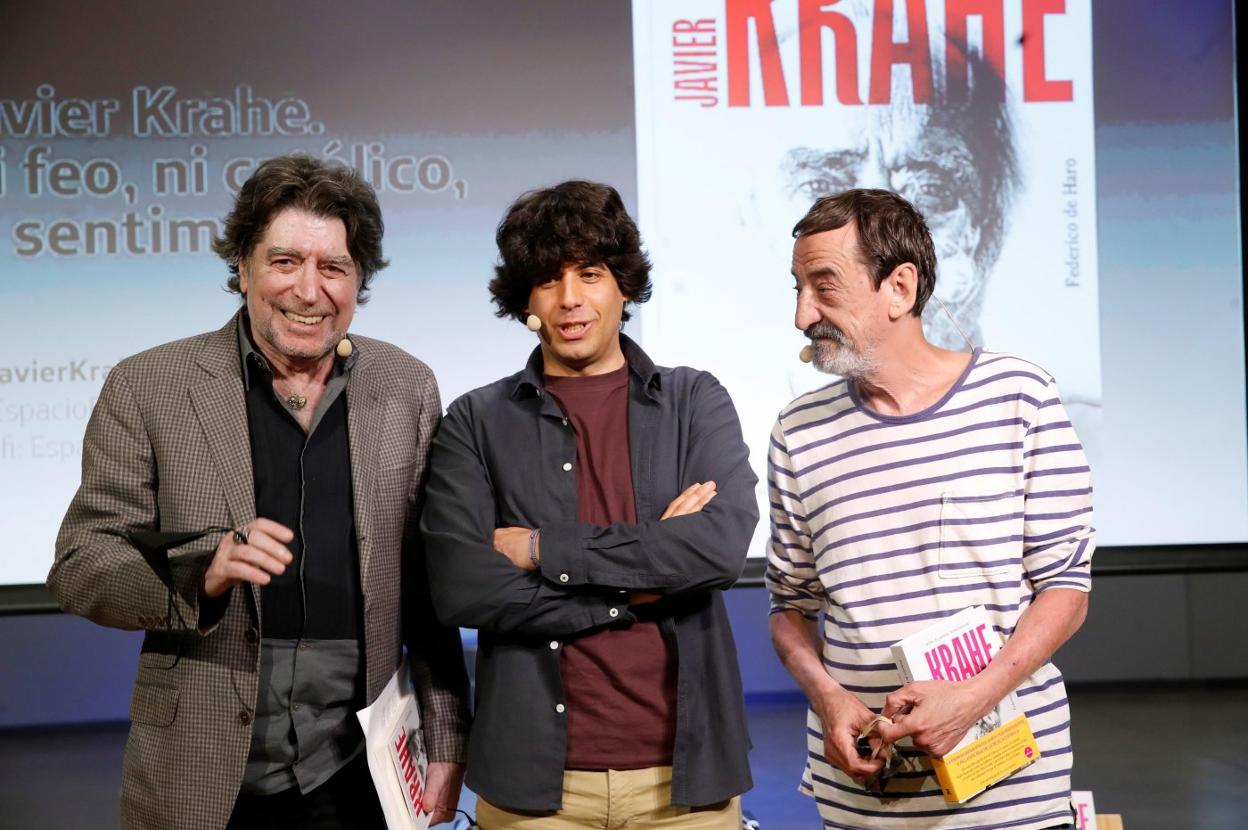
[767,189,1093,829]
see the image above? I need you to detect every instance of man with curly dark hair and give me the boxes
[423,180,758,828]
[50,154,470,830]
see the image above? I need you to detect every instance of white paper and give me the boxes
[357,657,431,830]
[1071,790,1098,830]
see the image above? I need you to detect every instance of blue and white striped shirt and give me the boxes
[766,350,1093,830]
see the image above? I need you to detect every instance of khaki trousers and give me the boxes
[475,766,741,830]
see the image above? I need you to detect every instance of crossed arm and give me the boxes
[492,480,719,606]
[421,378,758,639]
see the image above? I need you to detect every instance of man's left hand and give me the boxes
[423,761,465,826]
[493,527,537,571]
[875,679,993,757]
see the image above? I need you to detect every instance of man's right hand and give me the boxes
[202,518,295,598]
[813,685,888,784]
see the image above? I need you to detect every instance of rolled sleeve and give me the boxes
[1022,379,1095,594]
[765,422,825,619]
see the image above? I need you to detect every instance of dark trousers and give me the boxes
[227,753,386,830]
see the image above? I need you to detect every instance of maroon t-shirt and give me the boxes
[543,365,678,770]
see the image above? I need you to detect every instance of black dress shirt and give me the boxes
[239,325,365,795]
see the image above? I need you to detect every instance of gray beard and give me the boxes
[805,323,878,380]
[813,342,877,379]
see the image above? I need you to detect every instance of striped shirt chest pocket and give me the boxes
[937,490,1023,579]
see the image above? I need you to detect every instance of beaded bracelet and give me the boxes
[528,528,541,568]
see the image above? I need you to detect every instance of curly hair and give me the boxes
[212,154,388,303]
[489,180,652,322]
[793,189,938,317]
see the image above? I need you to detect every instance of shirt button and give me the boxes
[245,627,259,644]
[562,418,568,426]
[562,462,572,472]
[555,703,566,714]
[608,608,619,618]
[549,641,560,650]
[239,710,253,725]
[559,573,570,583]
[292,703,301,711]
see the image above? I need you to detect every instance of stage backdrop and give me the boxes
[0,0,1245,593]
[632,0,1246,550]
[0,0,637,586]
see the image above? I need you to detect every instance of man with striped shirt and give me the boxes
[767,189,1092,830]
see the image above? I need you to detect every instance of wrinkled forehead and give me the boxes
[791,224,864,274]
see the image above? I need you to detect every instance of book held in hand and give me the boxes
[890,605,1041,803]
[357,657,432,830]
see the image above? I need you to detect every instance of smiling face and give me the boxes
[527,262,628,377]
[238,207,359,374]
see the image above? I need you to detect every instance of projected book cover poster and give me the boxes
[633,0,1102,550]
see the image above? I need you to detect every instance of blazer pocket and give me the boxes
[937,490,1021,579]
[129,682,179,727]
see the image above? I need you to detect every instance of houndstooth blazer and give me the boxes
[48,312,470,830]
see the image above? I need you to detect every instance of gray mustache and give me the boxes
[804,323,848,345]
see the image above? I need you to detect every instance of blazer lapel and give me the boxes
[189,315,259,609]
[347,352,384,583]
